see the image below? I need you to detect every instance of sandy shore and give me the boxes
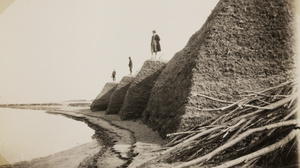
[0,105,168,168]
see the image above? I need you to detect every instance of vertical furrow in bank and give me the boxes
[81,113,137,168]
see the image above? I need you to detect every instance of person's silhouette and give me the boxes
[151,30,161,58]
[111,69,116,81]
[128,57,133,75]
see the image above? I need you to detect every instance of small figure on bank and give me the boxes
[128,57,133,75]
[151,30,161,59]
[111,69,116,81]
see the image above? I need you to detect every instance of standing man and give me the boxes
[112,69,116,81]
[128,57,133,75]
[151,30,161,59]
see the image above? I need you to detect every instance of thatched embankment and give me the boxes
[90,82,118,111]
[137,0,298,167]
[106,76,135,114]
[142,0,296,137]
[119,59,167,120]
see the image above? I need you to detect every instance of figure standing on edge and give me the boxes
[151,30,161,59]
[128,57,133,75]
[112,69,116,81]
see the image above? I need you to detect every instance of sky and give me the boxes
[0,0,220,103]
[0,1,299,104]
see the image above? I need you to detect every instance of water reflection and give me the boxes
[0,108,94,164]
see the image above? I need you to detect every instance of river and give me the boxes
[0,108,94,164]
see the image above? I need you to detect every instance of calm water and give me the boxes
[0,108,94,164]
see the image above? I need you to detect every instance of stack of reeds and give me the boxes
[141,81,298,168]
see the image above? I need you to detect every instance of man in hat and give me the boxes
[151,30,161,59]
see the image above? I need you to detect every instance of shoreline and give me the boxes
[0,105,166,168]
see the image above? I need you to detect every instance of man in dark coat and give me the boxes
[128,57,133,75]
[111,69,116,81]
[151,30,161,59]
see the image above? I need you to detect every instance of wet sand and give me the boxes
[0,105,166,168]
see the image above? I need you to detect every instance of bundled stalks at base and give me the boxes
[148,81,299,168]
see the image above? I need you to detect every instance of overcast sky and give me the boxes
[0,0,221,103]
[0,0,299,104]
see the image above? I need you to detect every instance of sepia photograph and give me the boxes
[0,0,299,167]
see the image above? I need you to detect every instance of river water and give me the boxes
[0,108,94,164]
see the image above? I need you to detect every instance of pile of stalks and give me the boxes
[147,81,298,168]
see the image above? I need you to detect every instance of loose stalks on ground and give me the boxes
[139,81,298,168]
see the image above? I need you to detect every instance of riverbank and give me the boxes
[0,105,166,168]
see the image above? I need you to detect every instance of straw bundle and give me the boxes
[90,82,118,111]
[106,76,135,114]
[142,0,296,137]
[120,60,167,120]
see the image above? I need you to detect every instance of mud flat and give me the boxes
[0,105,164,168]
